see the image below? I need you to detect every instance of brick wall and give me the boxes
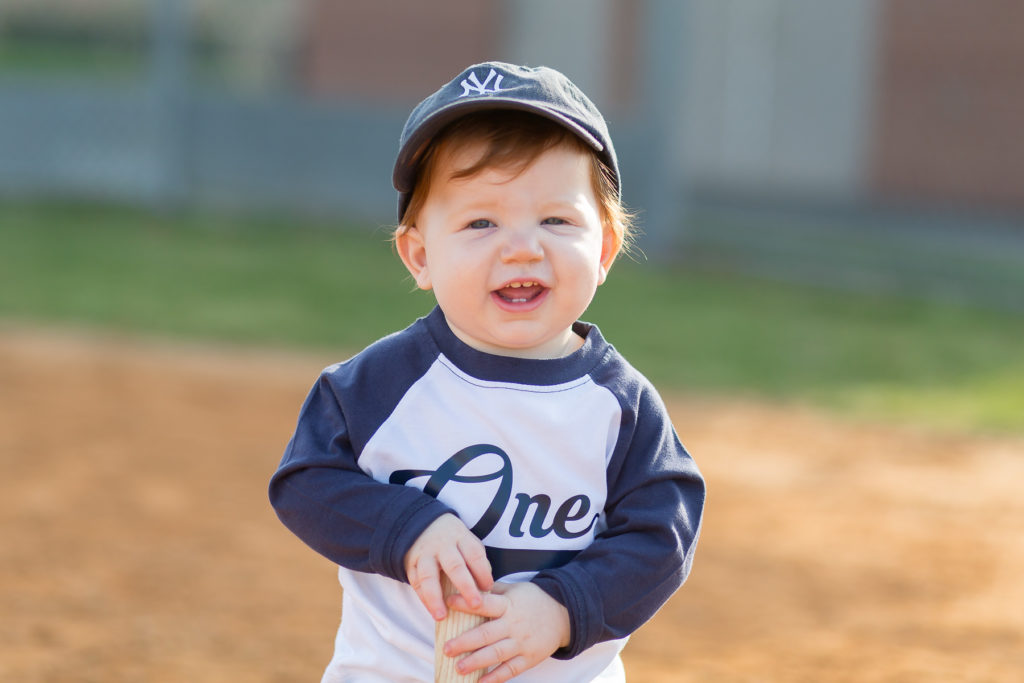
[300,0,498,102]
[871,0,1024,211]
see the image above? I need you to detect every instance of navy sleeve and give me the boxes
[269,364,455,582]
[531,377,705,659]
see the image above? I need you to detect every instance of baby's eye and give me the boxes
[467,219,495,229]
[541,217,569,225]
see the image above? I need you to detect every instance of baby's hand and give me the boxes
[404,513,493,620]
[442,581,571,683]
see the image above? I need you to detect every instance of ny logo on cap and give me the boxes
[458,68,504,97]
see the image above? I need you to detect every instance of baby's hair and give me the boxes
[397,110,634,260]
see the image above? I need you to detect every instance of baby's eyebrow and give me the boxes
[541,198,590,212]
[450,200,499,214]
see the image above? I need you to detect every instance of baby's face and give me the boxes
[397,142,614,359]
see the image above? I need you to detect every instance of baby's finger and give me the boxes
[450,636,523,682]
[439,551,482,609]
[410,560,447,620]
[445,590,508,620]
[479,654,531,683]
[443,613,507,660]
[459,538,494,592]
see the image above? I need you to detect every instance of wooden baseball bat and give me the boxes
[435,574,488,683]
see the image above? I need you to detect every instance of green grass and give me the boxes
[0,202,434,348]
[2,202,1023,434]
[588,262,1024,433]
[0,41,144,81]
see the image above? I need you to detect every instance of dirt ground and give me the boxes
[2,326,1022,682]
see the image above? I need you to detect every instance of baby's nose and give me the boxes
[500,226,544,262]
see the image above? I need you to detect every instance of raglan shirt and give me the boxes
[269,307,705,682]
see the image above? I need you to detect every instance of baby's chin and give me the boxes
[483,330,582,360]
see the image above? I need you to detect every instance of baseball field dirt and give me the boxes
[2,326,1021,682]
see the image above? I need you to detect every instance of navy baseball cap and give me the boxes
[393,61,620,222]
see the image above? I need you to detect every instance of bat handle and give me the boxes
[435,574,488,683]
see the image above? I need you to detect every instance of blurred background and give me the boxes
[2,0,1023,429]
[2,0,1023,306]
[2,1,1024,681]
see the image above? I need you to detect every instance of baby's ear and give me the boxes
[597,225,620,285]
[395,226,433,290]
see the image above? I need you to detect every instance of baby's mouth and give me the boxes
[494,281,545,303]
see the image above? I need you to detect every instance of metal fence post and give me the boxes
[149,0,190,208]
[635,0,690,260]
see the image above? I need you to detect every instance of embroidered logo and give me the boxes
[458,68,504,97]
